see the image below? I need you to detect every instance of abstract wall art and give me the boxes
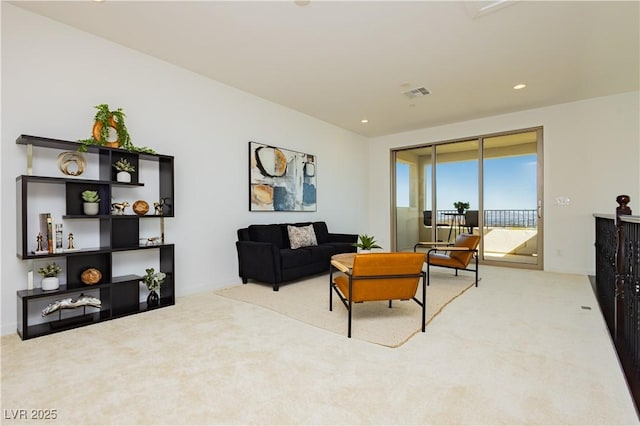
[249,142,317,211]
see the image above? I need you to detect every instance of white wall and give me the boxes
[367,91,640,275]
[1,4,368,334]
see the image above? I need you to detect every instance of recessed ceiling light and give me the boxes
[513,83,527,90]
[294,0,310,6]
[361,119,369,124]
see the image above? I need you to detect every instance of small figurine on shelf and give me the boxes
[68,233,75,250]
[36,232,44,252]
[153,197,170,215]
[111,201,130,215]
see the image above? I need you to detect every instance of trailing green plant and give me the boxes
[113,158,135,173]
[81,190,100,203]
[353,234,382,250]
[142,267,166,292]
[78,104,156,154]
[453,201,470,212]
[38,262,62,278]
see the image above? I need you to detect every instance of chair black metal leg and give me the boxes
[329,267,333,311]
[348,276,353,338]
[388,300,392,308]
[348,298,352,338]
[421,272,426,332]
[475,254,479,287]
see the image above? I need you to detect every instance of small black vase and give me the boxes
[147,290,159,307]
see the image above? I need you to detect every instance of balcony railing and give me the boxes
[434,209,537,228]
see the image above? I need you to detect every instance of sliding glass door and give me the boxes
[482,130,541,266]
[392,127,543,269]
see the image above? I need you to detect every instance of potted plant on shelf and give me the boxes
[38,262,62,291]
[77,104,156,154]
[113,158,135,183]
[453,201,470,214]
[353,234,382,253]
[142,267,166,307]
[82,190,100,215]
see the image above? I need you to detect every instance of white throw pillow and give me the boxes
[288,225,318,249]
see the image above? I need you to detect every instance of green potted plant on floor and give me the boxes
[353,234,382,253]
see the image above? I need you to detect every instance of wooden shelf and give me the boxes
[15,135,176,340]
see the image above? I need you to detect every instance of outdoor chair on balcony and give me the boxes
[330,252,426,338]
[424,210,448,241]
[464,210,479,234]
[414,233,480,287]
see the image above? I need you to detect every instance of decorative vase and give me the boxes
[92,116,120,148]
[116,171,131,183]
[457,208,465,214]
[147,290,159,307]
[359,249,371,254]
[41,276,59,291]
[83,202,99,215]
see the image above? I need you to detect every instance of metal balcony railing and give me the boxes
[434,209,538,228]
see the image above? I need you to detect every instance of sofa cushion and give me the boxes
[312,222,330,244]
[306,244,336,263]
[280,248,313,269]
[326,241,357,255]
[248,224,284,249]
[287,224,318,249]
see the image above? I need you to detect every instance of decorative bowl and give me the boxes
[81,268,102,285]
[132,200,149,216]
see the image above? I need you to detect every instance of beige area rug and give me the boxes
[216,271,476,347]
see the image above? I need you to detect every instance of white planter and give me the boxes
[116,171,131,183]
[359,249,371,254]
[83,202,99,215]
[41,276,59,291]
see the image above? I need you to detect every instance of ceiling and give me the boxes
[9,0,640,138]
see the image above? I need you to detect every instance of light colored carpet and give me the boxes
[2,266,638,425]
[216,271,475,347]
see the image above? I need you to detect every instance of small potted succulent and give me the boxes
[453,201,470,214]
[113,158,135,183]
[82,190,100,215]
[38,262,62,291]
[353,234,382,253]
[142,267,166,307]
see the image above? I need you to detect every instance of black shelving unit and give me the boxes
[15,134,175,340]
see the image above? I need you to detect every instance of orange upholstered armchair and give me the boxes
[329,252,426,338]
[414,233,480,287]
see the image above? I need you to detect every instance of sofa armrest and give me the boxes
[327,232,358,243]
[235,241,282,285]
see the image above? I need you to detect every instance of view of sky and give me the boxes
[397,154,537,211]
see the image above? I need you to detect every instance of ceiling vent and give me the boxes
[403,87,430,98]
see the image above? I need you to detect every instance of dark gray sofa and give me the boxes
[236,221,357,291]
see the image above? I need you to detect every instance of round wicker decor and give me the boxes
[81,268,102,285]
[132,200,149,216]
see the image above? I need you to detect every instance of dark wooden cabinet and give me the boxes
[15,135,175,340]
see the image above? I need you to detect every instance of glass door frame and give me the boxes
[390,126,543,270]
